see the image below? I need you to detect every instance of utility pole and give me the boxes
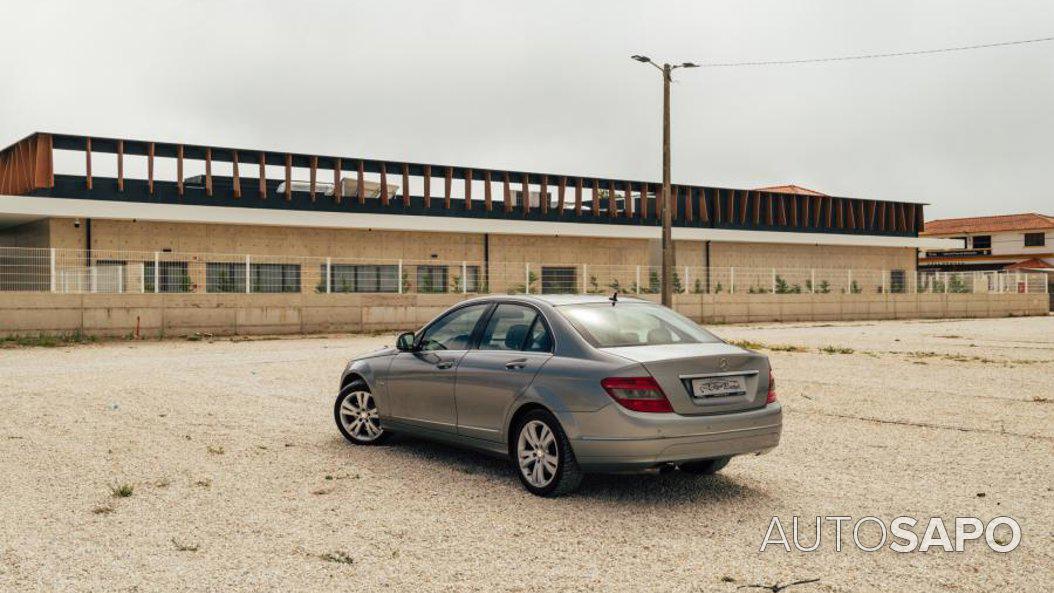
[632,55,698,307]
[661,62,673,307]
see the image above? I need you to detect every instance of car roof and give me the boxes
[465,294,654,307]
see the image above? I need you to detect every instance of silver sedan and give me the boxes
[334,295,782,496]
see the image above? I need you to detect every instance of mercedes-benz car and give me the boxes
[334,294,781,496]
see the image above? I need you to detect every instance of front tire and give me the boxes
[335,380,391,445]
[512,409,583,497]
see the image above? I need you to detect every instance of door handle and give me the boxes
[504,359,528,370]
[436,361,455,370]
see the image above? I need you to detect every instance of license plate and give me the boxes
[692,375,747,399]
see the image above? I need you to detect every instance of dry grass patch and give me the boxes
[320,551,355,565]
[0,332,99,349]
[727,339,765,350]
[767,344,808,352]
[172,539,200,552]
[108,482,135,498]
[820,345,855,355]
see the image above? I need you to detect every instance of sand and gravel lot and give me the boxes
[0,316,1051,592]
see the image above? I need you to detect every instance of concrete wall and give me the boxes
[42,217,916,271]
[0,220,52,290]
[707,241,915,272]
[0,292,1045,338]
[20,217,924,297]
[0,219,51,248]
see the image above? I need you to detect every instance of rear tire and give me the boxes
[335,380,391,446]
[679,456,730,475]
[511,409,583,497]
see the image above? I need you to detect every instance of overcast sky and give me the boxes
[1,1,1051,220]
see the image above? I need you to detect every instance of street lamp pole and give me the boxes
[632,55,698,307]
[661,62,673,308]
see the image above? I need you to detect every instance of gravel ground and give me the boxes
[0,316,1051,592]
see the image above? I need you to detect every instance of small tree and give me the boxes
[693,278,703,294]
[817,280,831,294]
[510,271,538,294]
[648,271,660,294]
[774,275,791,294]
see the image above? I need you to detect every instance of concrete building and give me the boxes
[0,132,956,295]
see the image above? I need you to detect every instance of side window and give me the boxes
[419,304,488,351]
[524,317,552,352]
[478,304,537,351]
[889,269,907,293]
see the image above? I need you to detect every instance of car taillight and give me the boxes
[601,376,673,413]
[766,368,778,404]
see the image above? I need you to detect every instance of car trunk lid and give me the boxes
[604,343,769,415]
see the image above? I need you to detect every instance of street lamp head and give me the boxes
[680,62,700,68]
[630,55,652,63]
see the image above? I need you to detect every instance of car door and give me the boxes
[387,302,491,433]
[455,303,554,442]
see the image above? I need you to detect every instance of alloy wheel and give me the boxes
[339,390,383,442]
[517,419,559,488]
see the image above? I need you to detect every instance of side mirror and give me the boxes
[396,331,416,352]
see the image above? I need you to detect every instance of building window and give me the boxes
[1024,232,1045,247]
[971,235,991,249]
[206,262,247,293]
[889,269,907,294]
[324,264,399,293]
[416,265,448,293]
[444,265,482,292]
[541,266,578,294]
[251,263,300,293]
[464,265,481,292]
[144,261,191,293]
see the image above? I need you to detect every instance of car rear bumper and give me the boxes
[567,402,782,473]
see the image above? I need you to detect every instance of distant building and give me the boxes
[753,185,829,197]
[920,213,1054,301]
[919,213,1053,271]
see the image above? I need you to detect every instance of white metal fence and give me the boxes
[0,247,1048,296]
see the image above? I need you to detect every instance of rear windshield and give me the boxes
[558,302,720,348]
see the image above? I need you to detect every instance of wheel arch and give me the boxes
[341,371,366,391]
[505,402,555,454]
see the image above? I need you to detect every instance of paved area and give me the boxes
[0,316,1051,592]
